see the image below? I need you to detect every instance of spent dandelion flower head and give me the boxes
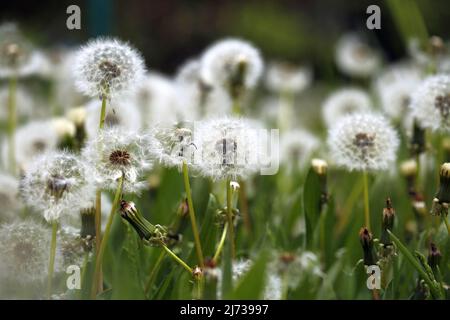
[84,97,142,138]
[82,127,159,193]
[280,129,320,171]
[73,37,145,99]
[0,22,43,78]
[322,88,372,127]
[410,74,450,132]
[0,172,22,221]
[21,150,94,222]
[327,113,399,171]
[335,33,381,78]
[2,120,59,172]
[200,38,263,97]
[194,117,265,181]
[374,63,423,120]
[0,220,62,284]
[265,61,312,94]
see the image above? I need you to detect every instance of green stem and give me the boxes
[182,161,204,268]
[362,171,371,230]
[90,174,123,299]
[161,242,193,274]
[226,178,236,259]
[79,251,90,299]
[99,95,107,129]
[47,221,58,299]
[213,223,228,263]
[443,216,450,236]
[7,76,17,175]
[144,250,166,296]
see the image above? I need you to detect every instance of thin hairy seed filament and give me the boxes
[159,241,193,274]
[182,161,204,268]
[213,222,228,263]
[226,178,236,259]
[8,76,17,175]
[91,173,124,299]
[362,171,371,230]
[47,221,58,299]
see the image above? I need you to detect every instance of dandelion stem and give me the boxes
[182,161,204,268]
[7,76,17,175]
[99,95,107,129]
[144,250,166,296]
[362,171,371,230]
[47,221,58,299]
[226,178,236,259]
[91,174,123,299]
[213,222,228,263]
[443,215,450,235]
[160,241,193,274]
[232,98,241,115]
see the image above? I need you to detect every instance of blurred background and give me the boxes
[1,0,449,78]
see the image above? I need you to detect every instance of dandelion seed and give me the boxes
[410,75,450,132]
[265,61,312,94]
[200,38,263,99]
[327,113,399,171]
[280,129,320,171]
[194,117,265,181]
[335,33,381,78]
[73,38,145,99]
[82,127,159,193]
[0,220,62,284]
[21,150,94,222]
[322,88,372,127]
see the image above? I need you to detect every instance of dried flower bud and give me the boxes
[427,242,441,269]
[380,198,395,246]
[80,207,96,240]
[409,120,426,156]
[359,227,378,266]
[431,163,450,215]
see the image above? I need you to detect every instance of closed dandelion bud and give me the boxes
[311,158,328,205]
[431,163,450,216]
[80,207,96,240]
[380,198,395,246]
[427,242,441,269]
[359,227,377,266]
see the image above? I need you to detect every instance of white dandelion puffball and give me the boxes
[21,151,94,222]
[84,98,142,138]
[322,88,373,127]
[194,117,265,181]
[175,59,231,118]
[152,124,199,170]
[410,75,450,132]
[0,86,34,120]
[135,72,190,127]
[327,113,399,171]
[82,127,159,193]
[0,220,62,285]
[375,64,423,120]
[0,173,22,221]
[0,23,43,78]
[265,61,312,94]
[335,34,381,78]
[280,129,320,171]
[2,120,59,172]
[200,38,263,93]
[73,38,145,99]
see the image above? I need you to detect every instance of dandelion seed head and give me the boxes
[194,117,264,181]
[200,38,263,94]
[410,75,450,132]
[0,220,62,284]
[280,129,320,171]
[82,127,158,193]
[0,173,22,221]
[21,151,94,222]
[322,88,372,127]
[335,34,381,78]
[327,113,399,171]
[73,38,145,99]
[265,62,312,94]
[375,64,422,120]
